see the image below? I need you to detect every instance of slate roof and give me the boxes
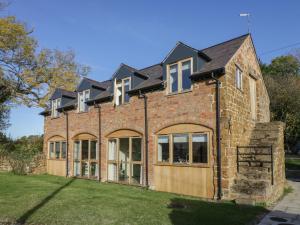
[50,88,76,100]
[191,34,249,78]
[82,77,110,90]
[41,34,250,115]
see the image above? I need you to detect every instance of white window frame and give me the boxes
[78,89,90,112]
[51,98,61,118]
[167,58,193,94]
[114,77,131,106]
[235,66,243,90]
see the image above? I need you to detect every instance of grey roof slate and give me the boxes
[192,34,249,77]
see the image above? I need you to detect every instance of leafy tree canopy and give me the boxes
[0,16,89,108]
[261,53,300,151]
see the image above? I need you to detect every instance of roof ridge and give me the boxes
[200,33,250,51]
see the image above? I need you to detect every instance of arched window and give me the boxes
[48,136,66,160]
[72,133,98,179]
[156,124,211,166]
[106,129,143,185]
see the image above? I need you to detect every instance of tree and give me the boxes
[0,16,89,108]
[261,53,300,152]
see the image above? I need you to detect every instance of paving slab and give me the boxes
[257,180,300,225]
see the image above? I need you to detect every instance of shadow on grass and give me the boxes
[17,178,75,224]
[168,198,267,225]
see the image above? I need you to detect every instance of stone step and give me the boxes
[238,171,271,180]
[231,178,271,196]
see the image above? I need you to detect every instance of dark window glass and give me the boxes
[158,136,169,162]
[170,64,178,93]
[90,141,97,159]
[55,142,60,159]
[173,134,189,163]
[182,60,192,90]
[124,79,130,103]
[81,162,88,177]
[192,134,208,163]
[132,138,141,161]
[131,164,142,185]
[90,162,98,177]
[82,140,89,160]
[61,142,66,159]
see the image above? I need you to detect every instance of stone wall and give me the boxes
[0,153,46,174]
[220,36,271,198]
[230,121,285,204]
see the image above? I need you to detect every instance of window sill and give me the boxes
[154,163,210,168]
[47,158,66,161]
[166,89,192,97]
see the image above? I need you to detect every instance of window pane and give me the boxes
[81,162,89,177]
[55,142,60,159]
[90,162,98,177]
[108,163,117,181]
[49,142,55,159]
[74,161,80,176]
[116,83,122,106]
[119,138,129,163]
[90,140,97,160]
[119,162,129,183]
[84,90,90,112]
[124,79,130,103]
[173,134,189,163]
[131,164,142,185]
[192,134,208,163]
[82,140,89,160]
[236,67,242,89]
[170,64,178,93]
[74,141,80,160]
[108,139,117,161]
[132,138,141,161]
[158,136,169,162]
[182,60,192,90]
[61,142,67,159]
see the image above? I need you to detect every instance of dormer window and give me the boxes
[167,58,192,94]
[51,98,61,118]
[78,90,90,112]
[115,77,131,106]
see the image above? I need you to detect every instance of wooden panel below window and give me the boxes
[153,165,213,198]
[47,160,66,176]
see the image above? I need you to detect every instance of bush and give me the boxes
[0,134,43,175]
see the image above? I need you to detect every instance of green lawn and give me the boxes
[0,173,266,225]
[285,157,300,170]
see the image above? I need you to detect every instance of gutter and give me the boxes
[211,73,222,200]
[138,91,149,187]
[191,70,223,200]
[63,110,69,177]
[94,102,101,182]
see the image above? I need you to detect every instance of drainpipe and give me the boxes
[211,72,222,200]
[64,110,69,178]
[138,91,149,187]
[95,102,101,182]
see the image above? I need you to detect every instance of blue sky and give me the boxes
[2,0,300,138]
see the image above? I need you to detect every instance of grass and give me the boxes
[285,157,300,170]
[0,172,267,225]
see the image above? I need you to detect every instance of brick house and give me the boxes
[40,34,285,202]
